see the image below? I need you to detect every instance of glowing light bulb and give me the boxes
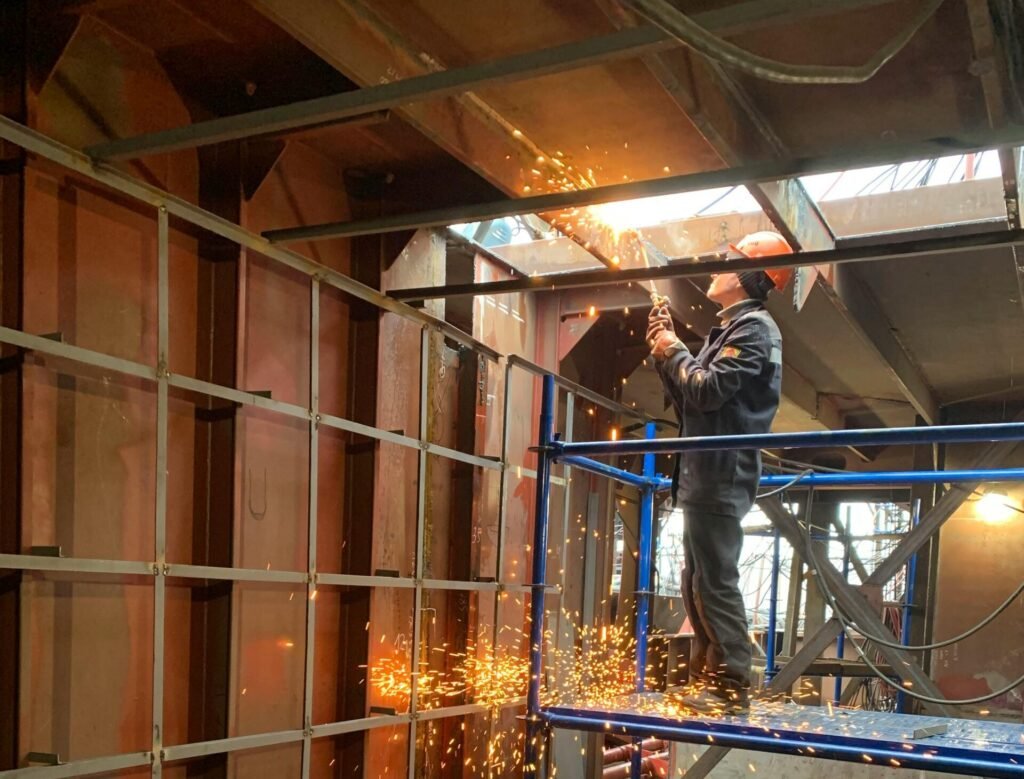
[976,490,1017,523]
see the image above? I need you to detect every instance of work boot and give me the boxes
[664,672,710,704]
[679,684,750,716]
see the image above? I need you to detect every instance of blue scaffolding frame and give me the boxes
[525,374,1024,778]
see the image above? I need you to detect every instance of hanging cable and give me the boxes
[842,580,1024,652]
[800,516,1024,705]
[756,469,813,499]
[623,0,945,85]
[796,501,1024,651]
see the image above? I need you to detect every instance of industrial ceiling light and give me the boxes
[975,489,1018,524]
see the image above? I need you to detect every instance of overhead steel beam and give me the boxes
[86,0,892,160]
[592,0,835,307]
[388,226,1024,300]
[264,124,1024,243]
[965,1,1024,319]
[85,26,677,160]
[824,264,940,423]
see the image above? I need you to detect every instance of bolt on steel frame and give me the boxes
[0,116,666,779]
[525,373,1024,779]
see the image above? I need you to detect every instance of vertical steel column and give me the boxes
[764,530,781,681]
[487,358,513,779]
[407,326,430,776]
[833,509,852,704]
[301,278,320,778]
[630,422,657,779]
[897,498,922,713]
[524,374,555,779]
[493,359,514,588]
[152,206,169,778]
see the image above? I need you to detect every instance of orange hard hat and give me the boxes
[729,231,794,291]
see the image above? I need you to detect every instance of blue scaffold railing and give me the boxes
[524,373,1024,779]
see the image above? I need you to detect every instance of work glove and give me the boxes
[646,304,674,345]
[649,329,684,362]
[646,305,683,360]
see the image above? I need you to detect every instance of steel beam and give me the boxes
[152,207,169,779]
[0,2,25,768]
[90,25,679,159]
[263,124,1024,242]
[825,265,940,423]
[965,2,1024,319]
[85,26,678,160]
[388,227,1024,300]
[89,0,892,160]
[594,0,834,262]
[0,114,498,361]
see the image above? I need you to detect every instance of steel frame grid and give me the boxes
[0,116,658,779]
[524,386,1024,779]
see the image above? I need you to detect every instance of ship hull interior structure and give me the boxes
[0,1,1023,778]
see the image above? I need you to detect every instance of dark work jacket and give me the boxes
[656,300,783,518]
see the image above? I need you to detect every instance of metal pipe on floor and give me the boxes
[603,740,666,764]
[603,751,669,779]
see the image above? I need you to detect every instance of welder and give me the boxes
[646,231,794,714]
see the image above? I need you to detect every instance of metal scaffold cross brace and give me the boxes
[524,393,1024,779]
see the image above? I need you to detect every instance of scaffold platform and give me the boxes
[524,374,1024,778]
[541,693,1024,777]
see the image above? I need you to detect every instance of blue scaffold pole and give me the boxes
[765,529,781,681]
[558,421,1024,458]
[525,374,555,779]
[631,422,657,779]
[897,498,922,713]
[834,510,852,704]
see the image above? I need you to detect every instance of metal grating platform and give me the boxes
[541,694,1024,777]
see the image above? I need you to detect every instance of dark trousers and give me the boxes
[680,508,752,689]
